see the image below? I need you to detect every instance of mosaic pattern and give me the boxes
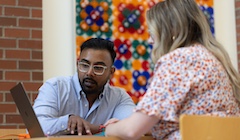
[76,0,214,103]
[76,0,112,38]
[112,1,149,40]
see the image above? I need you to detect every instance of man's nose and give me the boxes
[86,66,95,76]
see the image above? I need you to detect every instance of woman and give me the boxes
[105,0,240,139]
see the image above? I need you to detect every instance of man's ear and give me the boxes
[109,66,115,79]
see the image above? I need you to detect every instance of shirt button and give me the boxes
[85,104,88,107]
[62,125,65,128]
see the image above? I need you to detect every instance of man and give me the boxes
[33,38,135,136]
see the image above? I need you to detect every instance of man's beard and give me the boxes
[80,78,102,94]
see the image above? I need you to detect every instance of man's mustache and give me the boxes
[83,78,97,85]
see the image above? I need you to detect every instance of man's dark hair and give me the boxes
[80,38,116,64]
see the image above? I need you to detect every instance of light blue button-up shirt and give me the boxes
[33,73,135,135]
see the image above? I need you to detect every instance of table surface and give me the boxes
[0,129,26,139]
[0,129,154,140]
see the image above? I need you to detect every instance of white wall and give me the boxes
[43,0,76,81]
[42,1,238,81]
[214,0,238,70]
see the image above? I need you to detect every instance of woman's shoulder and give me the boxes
[161,44,209,61]
[174,43,206,55]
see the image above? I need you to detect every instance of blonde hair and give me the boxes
[146,0,240,102]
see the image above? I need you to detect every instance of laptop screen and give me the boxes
[10,82,45,138]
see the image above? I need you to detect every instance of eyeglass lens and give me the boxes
[78,62,106,75]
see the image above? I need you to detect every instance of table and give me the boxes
[0,129,154,140]
[0,129,26,139]
[30,136,154,140]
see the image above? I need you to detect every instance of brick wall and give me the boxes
[236,0,240,71]
[0,0,42,128]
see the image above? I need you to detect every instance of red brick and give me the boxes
[5,93,14,102]
[32,50,42,59]
[32,29,42,39]
[0,7,2,16]
[6,115,23,123]
[18,0,42,7]
[19,18,42,28]
[5,71,30,80]
[32,72,43,81]
[0,82,17,90]
[0,38,17,48]
[5,28,30,38]
[0,27,2,36]
[32,9,42,18]
[0,49,3,58]
[0,125,18,129]
[236,26,240,33]
[5,7,29,17]
[19,61,43,70]
[0,104,16,113]
[236,10,240,17]
[237,18,240,25]
[6,50,30,59]
[0,60,16,69]
[237,36,240,43]
[236,1,240,8]
[22,82,42,91]
[0,70,2,80]
[0,93,3,101]
[0,17,16,26]
[19,125,26,129]
[0,114,3,123]
[19,40,42,49]
[0,0,16,5]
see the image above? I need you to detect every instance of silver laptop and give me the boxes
[10,82,76,138]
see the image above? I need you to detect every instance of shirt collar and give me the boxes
[73,72,81,100]
[79,83,110,100]
[79,90,104,100]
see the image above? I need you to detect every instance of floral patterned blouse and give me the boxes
[134,44,240,140]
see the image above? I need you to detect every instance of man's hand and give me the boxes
[68,115,92,135]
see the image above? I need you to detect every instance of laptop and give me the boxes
[10,82,77,138]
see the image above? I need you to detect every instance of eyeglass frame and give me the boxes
[77,61,108,76]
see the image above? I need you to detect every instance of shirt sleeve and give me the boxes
[112,89,136,120]
[33,81,69,136]
[134,51,199,122]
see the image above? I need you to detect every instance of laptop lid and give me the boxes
[10,83,78,137]
[10,82,45,138]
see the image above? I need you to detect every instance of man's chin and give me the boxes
[82,87,98,94]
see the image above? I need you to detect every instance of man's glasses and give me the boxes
[78,62,107,76]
